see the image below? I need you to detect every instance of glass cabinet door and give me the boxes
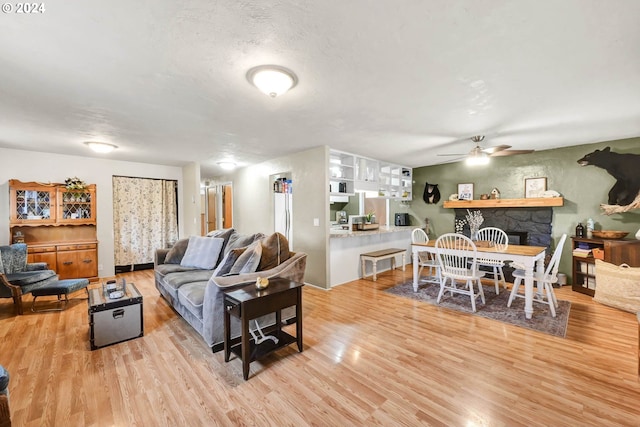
[10,185,56,223]
[57,187,96,224]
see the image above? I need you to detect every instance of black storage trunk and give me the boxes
[88,283,144,350]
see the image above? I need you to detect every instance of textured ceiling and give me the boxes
[1,1,639,178]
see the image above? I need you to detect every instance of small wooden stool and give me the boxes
[360,248,406,281]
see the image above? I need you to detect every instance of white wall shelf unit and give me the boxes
[329,149,412,201]
[329,150,355,201]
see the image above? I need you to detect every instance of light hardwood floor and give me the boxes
[1,268,639,426]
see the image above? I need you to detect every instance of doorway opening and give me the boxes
[203,182,233,234]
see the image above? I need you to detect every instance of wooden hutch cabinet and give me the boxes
[571,236,640,296]
[9,179,98,281]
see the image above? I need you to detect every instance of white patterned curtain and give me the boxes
[113,176,178,267]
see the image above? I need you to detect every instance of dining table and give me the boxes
[411,240,547,319]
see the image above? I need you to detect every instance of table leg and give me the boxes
[296,288,303,352]
[224,302,231,362]
[524,265,534,320]
[361,257,365,279]
[276,309,282,336]
[402,253,406,271]
[372,259,377,281]
[412,249,419,292]
[391,256,396,271]
[241,311,250,380]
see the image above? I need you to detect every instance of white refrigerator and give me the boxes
[274,192,292,249]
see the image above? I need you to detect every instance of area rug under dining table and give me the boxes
[386,280,571,338]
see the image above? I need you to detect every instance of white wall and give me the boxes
[0,147,186,277]
[181,162,201,237]
[213,146,329,288]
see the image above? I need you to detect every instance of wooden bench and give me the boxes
[360,248,406,281]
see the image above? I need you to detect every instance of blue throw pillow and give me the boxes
[180,236,224,270]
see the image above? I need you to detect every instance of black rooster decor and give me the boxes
[423,182,441,204]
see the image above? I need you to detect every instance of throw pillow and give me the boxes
[257,232,291,271]
[165,238,189,264]
[206,228,236,264]
[225,232,265,255]
[212,247,245,277]
[180,236,224,270]
[229,241,262,275]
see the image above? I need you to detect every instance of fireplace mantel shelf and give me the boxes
[443,197,564,209]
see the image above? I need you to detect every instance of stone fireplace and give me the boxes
[506,231,528,245]
[454,207,553,247]
[454,207,554,282]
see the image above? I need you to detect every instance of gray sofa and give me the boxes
[154,229,307,351]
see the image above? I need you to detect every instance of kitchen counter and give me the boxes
[329,226,413,286]
[330,225,413,238]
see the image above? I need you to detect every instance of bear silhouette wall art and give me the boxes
[577,147,640,206]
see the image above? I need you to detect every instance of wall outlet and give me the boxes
[98,264,103,271]
[313,218,319,226]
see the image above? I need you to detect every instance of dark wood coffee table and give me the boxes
[223,278,304,380]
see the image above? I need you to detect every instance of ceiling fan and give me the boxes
[438,135,534,164]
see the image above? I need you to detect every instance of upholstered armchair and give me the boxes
[0,365,9,427]
[0,243,58,315]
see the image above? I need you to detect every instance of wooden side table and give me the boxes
[223,278,304,380]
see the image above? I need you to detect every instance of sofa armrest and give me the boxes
[26,262,48,271]
[211,252,307,288]
[155,249,170,267]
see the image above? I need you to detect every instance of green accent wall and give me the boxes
[409,137,640,284]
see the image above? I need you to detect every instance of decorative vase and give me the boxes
[470,226,480,241]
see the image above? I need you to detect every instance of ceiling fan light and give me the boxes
[85,141,117,153]
[466,152,490,166]
[247,65,298,97]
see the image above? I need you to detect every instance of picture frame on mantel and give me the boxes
[457,183,474,200]
[525,177,547,198]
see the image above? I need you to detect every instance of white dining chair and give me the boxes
[475,227,509,294]
[507,234,567,317]
[435,233,486,312]
[411,228,440,285]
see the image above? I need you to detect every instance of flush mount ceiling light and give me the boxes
[85,141,118,153]
[246,65,298,98]
[217,161,237,170]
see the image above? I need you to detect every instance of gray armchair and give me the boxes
[0,365,9,427]
[0,243,58,315]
